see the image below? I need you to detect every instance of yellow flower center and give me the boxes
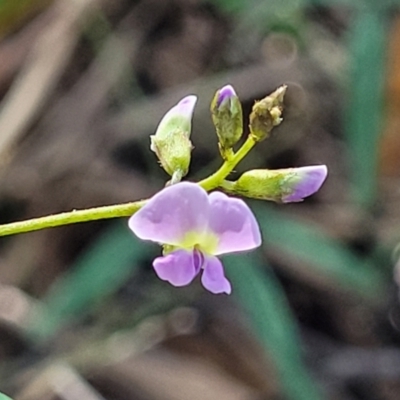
[180,230,219,255]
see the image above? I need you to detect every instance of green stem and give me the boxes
[170,169,183,185]
[0,136,257,238]
[0,200,146,237]
[219,180,236,192]
[199,135,256,190]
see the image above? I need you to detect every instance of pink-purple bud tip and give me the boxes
[157,95,197,132]
[282,165,328,203]
[155,95,197,140]
[175,95,197,118]
[216,85,237,108]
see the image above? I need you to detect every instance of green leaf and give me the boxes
[255,205,386,300]
[28,222,151,340]
[226,253,322,400]
[209,0,246,13]
[345,8,388,208]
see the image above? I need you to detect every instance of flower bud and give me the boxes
[224,165,328,202]
[210,85,243,158]
[150,95,197,177]
[249,85,287,142]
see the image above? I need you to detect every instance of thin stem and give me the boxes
[219,180,236,192]
[170,169,183,185]
[199,135,256,190]
[0,200,146,237]
[0,136,257,238]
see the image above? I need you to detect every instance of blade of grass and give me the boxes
[209,0,247,13]
[254,205,386,301]
[225,253,322,400]
[27,222,152,341]
[345,8,388,208]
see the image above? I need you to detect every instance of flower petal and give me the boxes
[154,95,197,140]
[207,191,261,255]
[129,182,209,245]
[201,255,231,294]
[282,165,328,203]
[153,250,200,287]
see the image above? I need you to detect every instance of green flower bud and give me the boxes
[211,85,243,159]
[150,95,197,178]
[249,85,287,142]
[223,165,328,202]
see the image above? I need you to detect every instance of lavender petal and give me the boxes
[201,255,231,294]
[207,191,261,255]
[153,249,201,287]
[129,182,209,245]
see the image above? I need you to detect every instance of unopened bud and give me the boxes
[150,95,197,177]
[211,85,243,158]
[224,165,328,202]
[249,85,287,142]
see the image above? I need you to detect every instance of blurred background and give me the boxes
[0,0,400,399]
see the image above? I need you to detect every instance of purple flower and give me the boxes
[128,182,261,294]
[282,165,328,203]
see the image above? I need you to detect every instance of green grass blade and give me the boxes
[226,253,322,400]
[210,0,245,13]
[28,222,151,340]
[255,205,386,300]
[345,9,388,208]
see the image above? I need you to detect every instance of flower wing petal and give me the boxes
[129,182,209,245]
[153,250,200,287]
[201,256,231,294]
[208,191,261,255]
